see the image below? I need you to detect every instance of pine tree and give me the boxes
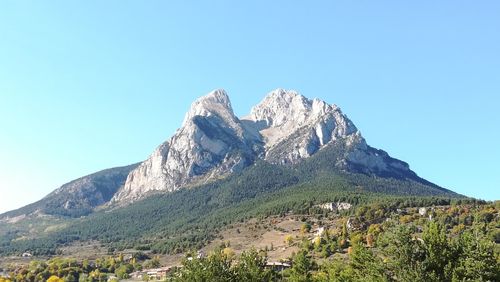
[289,250,312,282]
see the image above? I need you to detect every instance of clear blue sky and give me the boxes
[1,1,499,213]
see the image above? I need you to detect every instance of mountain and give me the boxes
[2,88,451,217]
[0,142,460,256]
[0,88,464,257]
[0,164,139,218]
[111,88,441,204]
[245,89,424,181]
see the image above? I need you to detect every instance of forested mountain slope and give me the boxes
[0,144,461,256]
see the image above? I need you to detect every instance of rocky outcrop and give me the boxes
[0,163,139,218]
[243,89,358,164]
[111,90,262,203]
[244,89,416,179]
[112,88,423,203]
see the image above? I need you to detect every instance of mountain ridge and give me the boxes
[112,88,439,204]
[0,163,139,219]
[0,89,464,257]
[3,88,452,217]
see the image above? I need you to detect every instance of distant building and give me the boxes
[131,266,174,280]
[419,207,428,216]
[265,262,291,272]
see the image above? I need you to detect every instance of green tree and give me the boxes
[233,249,271,281]
[383,225,427,281]
[143,257,160,269]
[115,264,133,279]
[175,252,235,281]
[316,258,354,282]
[421,221,455,280]
[349,242,388,281]
[290,250,312,282]
[451,228,500,281]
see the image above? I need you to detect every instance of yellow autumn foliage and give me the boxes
[222,247,235,258]
[47,276,64,282]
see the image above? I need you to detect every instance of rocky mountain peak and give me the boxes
[265,88,301,103]
[112,89,257,203]
[245,89,352,152]
[183,89,235,126]
[111,88,419,203]
[249,88,311,127]
[248,89,340,128]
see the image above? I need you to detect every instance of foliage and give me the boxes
[3,202,499,282]
[289,250,313,282]
[2,254,146,282]
[301,223,312,234]
[174,251,234,281]
[46,276,64,282]
[285,235,294,246]
[233,249,273,281]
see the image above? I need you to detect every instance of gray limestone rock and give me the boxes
[111,90,261,203]
[112,88,420,203]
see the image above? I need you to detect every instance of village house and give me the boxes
[131,266,174,281]
[265,262,291,272]
[418,207,428,216]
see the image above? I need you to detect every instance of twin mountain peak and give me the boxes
[2,89,437,219]
[111,88,417,203]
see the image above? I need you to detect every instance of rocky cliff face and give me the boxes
[0,163,139,218]
[244,89,415,177]
[112,88,420,204]
[244,89,358,164]
[111,90,262,202]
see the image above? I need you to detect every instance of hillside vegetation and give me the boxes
[1,145,461,257]
[1,200,498,282]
